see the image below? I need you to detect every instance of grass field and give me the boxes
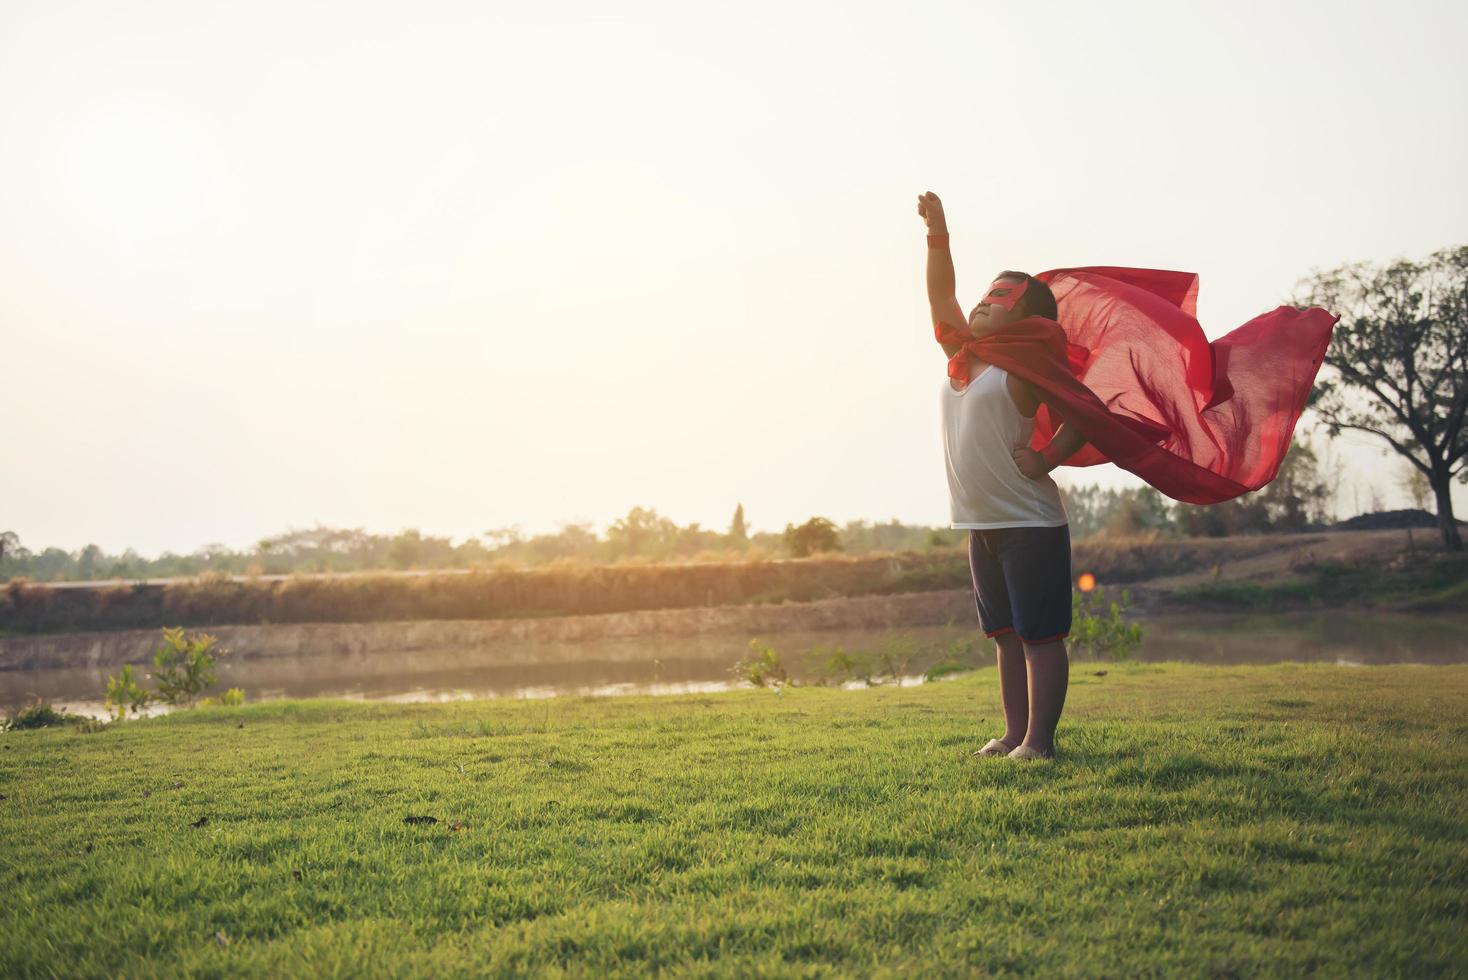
[1167,551,1468,613]
[2,663,1465,977]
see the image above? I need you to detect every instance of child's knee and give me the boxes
[1022,636,1068,657]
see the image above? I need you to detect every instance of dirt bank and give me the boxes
[0,589,976,672]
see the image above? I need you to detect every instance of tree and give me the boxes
[32,547,73,581]
[1174,501,1231,538]
[1398,461,1432,511]
[1300,246,1468,550]
[1102,488,1174,537]
[783,517,841,558]
[482,526,524,550]
[388,529,424,569]
[604,507,679,560]
[728,504,748,546]
[0,531,20,569]
[1058,485,1176,539]
[77,544,104,580]
[1256,437,1335,529]
[1175,496,1270,537]
[1056,485,1109,539]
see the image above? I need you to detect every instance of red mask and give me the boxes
[981,277,1028,313]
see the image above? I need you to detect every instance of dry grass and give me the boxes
[0,552,968,634]
[1,531,1445,634]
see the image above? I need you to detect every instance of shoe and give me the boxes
[1007,744,1056,761]
[972,738,1016,757]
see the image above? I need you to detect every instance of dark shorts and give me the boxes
[967,525,1072,643]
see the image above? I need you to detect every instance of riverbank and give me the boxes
[5,529,1453,636]
[2,662,1463,976]
[0,590,975,673]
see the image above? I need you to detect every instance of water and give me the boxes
[1138,611,1468,666]
[0,627,951,719]
[3,612,1465,719]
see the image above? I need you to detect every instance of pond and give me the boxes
[3,611,1465,719]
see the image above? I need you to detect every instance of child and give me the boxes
[915,190,1335,764]
[919,191,1082,761]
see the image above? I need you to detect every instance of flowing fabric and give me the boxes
[934,267,1337,505]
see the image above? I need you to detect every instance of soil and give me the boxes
[1331,508,1463,531]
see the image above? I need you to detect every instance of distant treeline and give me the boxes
[0,442,1344,585]
[1066,439,1341,539]
[0,535,1282,635]
[0,508,964,584]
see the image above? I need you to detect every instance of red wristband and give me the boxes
[926,233,950,248]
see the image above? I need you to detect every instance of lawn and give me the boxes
[2,663,1465,977]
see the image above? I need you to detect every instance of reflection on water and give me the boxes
[4,612,1465,718]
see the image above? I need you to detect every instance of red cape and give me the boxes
[935,267,1337,505]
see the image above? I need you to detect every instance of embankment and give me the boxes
[0,533,1305,635]
[0,589,976,672]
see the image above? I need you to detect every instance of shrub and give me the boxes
[151,627,226,707]
[814,644,863,686]
[102,628,231,717]
[923,659,976,682]
[735,639,789,687]
[874,633,922,685]
[1070,587,1145,660]
[3,699,85,730]
[199,687,245,708]
[104,664,151,719]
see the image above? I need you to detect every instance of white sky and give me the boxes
[3,0,1466,557]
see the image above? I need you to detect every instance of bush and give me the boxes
[923,659,976,682]
[151,627,226,707]
[199,687,245,708]
[104,664,151,719]
[735,639,790,687]
[874,633,922,685]
[102,627,232,717]
[814,645,864,686]
[3,699,86,730]
[1070,587,1145,660]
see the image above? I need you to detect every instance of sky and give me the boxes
[3,0,1466,557]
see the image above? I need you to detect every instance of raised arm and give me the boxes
[917,191,966,358]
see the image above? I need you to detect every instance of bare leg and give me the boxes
[995,632,1028,747]
[1019,638,1069,756]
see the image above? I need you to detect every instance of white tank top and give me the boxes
[941,365,1069,529]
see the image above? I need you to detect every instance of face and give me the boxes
[967,276,1028,337]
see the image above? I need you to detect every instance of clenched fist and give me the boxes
[916,191,947,233]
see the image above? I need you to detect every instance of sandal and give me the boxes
[1006,744,1056,762]
[972,738,1016,757]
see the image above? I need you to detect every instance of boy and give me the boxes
[918,190,1085,762]
[913,193,1335,763]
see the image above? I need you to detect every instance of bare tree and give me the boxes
[1300,246,1468,550]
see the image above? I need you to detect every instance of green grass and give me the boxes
[1395,574,1468,612]
[1170,553,1468,611]
[2,663,1465,977]
[1,699,92,731]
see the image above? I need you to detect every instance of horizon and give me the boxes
[3,487,1441,566]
